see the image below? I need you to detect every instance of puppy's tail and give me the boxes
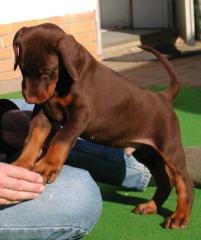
[139,45,180,102]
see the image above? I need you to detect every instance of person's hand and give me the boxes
[124,147,135,156]
[0,162,44,205]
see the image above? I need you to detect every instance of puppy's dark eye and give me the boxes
[40,66,58,81]
[41,74,51,82]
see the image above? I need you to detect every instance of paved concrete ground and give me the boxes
[103,41,201,88]
[102,28,159,48]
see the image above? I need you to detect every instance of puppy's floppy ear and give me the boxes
[58,35,84,81]
[13,27,27,70]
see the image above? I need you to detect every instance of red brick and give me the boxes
[0,23,12,35]
[82,42,97,53]
[0,59,13,72]
[2,34,14,47]
[0,47,13,59]
[89,31,97,42]
[38,16,65,26]
[0,11,99,83]
[13,20,38,33]
[65,11,95,24]
[74,31,97,43]
[69,20,96,34]
[74,32,91,43]
[0,71,16,81]
[61,24,71,34]
[0,37,2,48]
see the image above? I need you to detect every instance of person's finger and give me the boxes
[0,198,20,205]
[0,188,40,202]
[124,147,135,156]
[6,165,43,183]
[3,176,45,193]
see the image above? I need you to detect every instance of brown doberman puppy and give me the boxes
[12,23,193,229]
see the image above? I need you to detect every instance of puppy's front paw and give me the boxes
[33,159,62,184]
[12,157,34,170]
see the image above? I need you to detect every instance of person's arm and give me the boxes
[0,162,44,205]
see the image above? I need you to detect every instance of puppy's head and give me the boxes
[13,23,84,104]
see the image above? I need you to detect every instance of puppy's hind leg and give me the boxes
[161,145,193,229]
[132,145,174,215]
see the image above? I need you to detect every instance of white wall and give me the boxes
[0,0,96,24]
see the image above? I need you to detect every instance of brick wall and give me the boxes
[0,11,98,84]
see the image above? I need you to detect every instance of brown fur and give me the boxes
[12,23,193,229]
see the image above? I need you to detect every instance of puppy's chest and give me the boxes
[43,101,67,123]
[43,94,73,123]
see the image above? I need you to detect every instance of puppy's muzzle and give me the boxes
[22,79,57,104]
[23,91,49,104]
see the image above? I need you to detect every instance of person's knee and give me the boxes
[58,167,103,233]
[43,166,103,239]
[0,166,103,240]
[1,110,30,148]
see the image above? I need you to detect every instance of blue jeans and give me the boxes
[69,138,151,190]
[0,166,102,240]
[0,100,151,239]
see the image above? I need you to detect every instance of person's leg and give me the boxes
[68,139,151,191]
[0,165,102,240]
[0,99,20,156]
[0,100,102,239]
[0,99,34,158]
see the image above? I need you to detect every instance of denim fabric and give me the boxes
[11,99,34,111]
[0,166,102,240]
[69,139,151,191]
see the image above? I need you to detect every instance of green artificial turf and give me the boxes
[149,85,201,146]
[1,87,201,240]
[84,185,201,240]
[173,87,201,146]
[0,91,22,99]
